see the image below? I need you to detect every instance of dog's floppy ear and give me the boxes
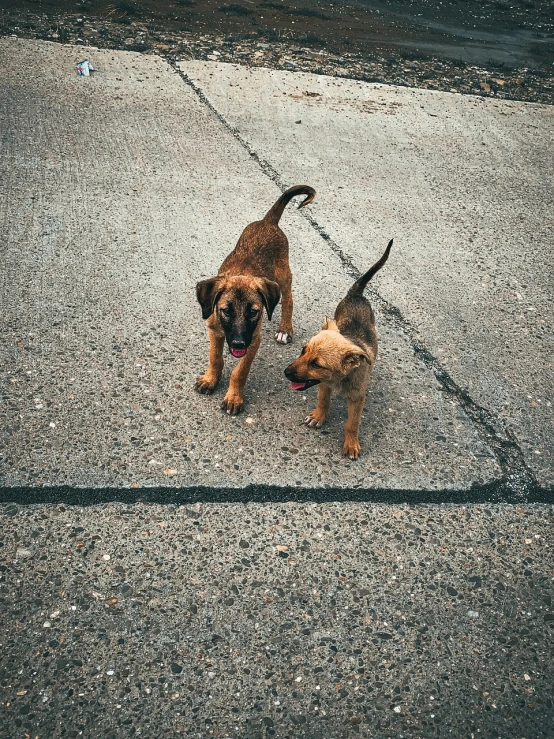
[257,279,281,320]
[322,316,339,331]
[341,347,370,372]
[196,277,224,320]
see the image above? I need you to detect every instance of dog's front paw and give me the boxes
[275,331,292,345]
[342,438,361,460]
[304,410,326,428]
[195,374,219,395]
[221,394,244,416]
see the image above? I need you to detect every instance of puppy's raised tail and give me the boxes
[263,185,316,225]
[348,239,393,297]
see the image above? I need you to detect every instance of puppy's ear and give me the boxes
[257,279,281,320]
[322,316,339,331]
[341,348,370,373]
[196,277,224,320]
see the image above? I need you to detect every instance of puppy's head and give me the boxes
[284,318,370,390]
[196,275,280,357]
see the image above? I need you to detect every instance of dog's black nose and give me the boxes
[231,340,246,351]
[284,366,293,380]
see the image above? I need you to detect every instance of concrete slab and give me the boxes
[180,62,554,489]
[1,501,553,737]
[0,39,501,497]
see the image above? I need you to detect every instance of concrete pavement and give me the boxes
[181,62,554,490]
[0,38,519,500]
[0,38,553,739]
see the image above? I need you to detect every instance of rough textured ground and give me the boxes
[1,0,554,104]
[1,502,553,738]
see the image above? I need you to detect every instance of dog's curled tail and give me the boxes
[348,239,393,297]
[264,185,316,225]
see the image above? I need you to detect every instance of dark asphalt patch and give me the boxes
[1,479,552,506]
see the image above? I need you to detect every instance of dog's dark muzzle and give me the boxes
[229,339,247,358]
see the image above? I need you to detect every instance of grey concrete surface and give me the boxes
[1,39,553,739]
[180,62,554,488]
[1,501,553,738]
[0,39,503,495]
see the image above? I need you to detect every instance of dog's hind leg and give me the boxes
[275,268,293,344]
[342,395,365,460]
[195,317,225,395]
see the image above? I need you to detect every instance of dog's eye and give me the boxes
[220,306,231,316]
[249,308,260,318]
[310,359,320,369]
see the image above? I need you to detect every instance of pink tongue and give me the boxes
[230,348,247,358]
[290,381,307,391]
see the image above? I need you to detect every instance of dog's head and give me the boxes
[284,318,371,390]
[196,275,281,357]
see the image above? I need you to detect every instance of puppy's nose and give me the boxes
[231,340,246,351]
[284,366,293,379]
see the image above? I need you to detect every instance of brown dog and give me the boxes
[196,185,316,415]
[284,240,393,459]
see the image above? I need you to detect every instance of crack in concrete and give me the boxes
[171,62,544,502]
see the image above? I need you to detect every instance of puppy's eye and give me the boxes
[310,359,321,369]
[249,308,260,318]
[220,306,231,316]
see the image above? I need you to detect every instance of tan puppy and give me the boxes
[196,185,316,415]
[284,240,393,459]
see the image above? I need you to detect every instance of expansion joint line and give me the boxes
[172,61,540,501]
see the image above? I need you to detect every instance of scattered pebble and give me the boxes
[467,610,480,618]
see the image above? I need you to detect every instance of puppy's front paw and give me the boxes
[195,374,219,395]
[304,410,326,428]
[221,394,244,416]
[342,438,361,460]
[275,331,292,345]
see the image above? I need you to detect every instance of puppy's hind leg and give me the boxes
[342,395,365,460]
[305,384,332,428]
[275,272,293,344]
[195,317,225,394]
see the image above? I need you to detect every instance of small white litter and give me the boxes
[76,59,96,77]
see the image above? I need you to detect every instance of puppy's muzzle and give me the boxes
[284,365,320,391]
[230,340,247,358]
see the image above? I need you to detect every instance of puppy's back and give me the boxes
[334,239,393,352]
[335,292,377,351]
